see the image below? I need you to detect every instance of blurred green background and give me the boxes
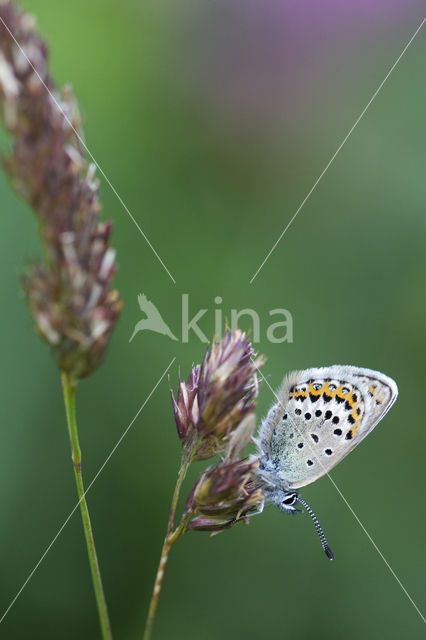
[0,1,425,638]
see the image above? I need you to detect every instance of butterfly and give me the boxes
[255,365,398,559]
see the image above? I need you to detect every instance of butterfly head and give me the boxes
[263,487,301,514]
[279,490,301,514]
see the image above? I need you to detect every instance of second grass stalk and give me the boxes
[61,372,112,640]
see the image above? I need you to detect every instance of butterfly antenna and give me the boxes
[295,496,334,561]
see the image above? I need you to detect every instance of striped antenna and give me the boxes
[295,496,334,561]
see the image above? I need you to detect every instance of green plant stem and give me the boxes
[61,372,112,640]
[143,452,192,640]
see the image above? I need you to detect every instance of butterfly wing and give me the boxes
[258,365,397,490]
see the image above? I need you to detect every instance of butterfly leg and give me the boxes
[236,499,265,521]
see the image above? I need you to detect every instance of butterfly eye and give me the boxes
[328,384,336,392]
[342,387,350,394]
[282,492,297,506]
[312,383,322,391]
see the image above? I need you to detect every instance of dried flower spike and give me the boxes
[145,334,265,640]
[0,2,122,378]
[0,3,116,636]
[171,330,264,459]
[187,456,264,533]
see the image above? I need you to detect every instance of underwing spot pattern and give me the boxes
[276,376,372,470]
[258,365,398,498]
[288,378,364,444]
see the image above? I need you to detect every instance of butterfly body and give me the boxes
[256,366,398,521]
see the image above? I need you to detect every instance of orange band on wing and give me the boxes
[289,382,362,436]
